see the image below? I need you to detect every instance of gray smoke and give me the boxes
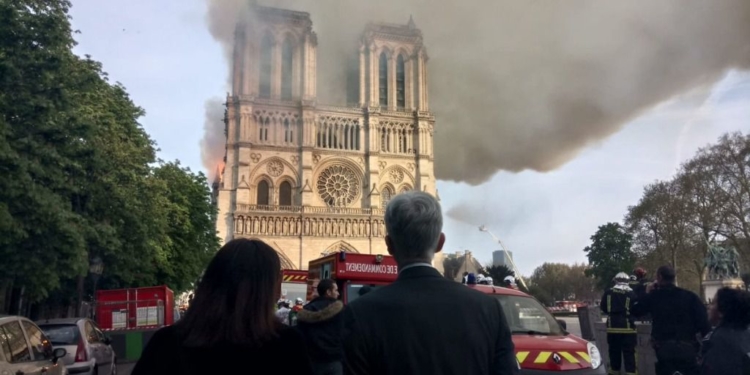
[200,97,226,181]
[202,0,750,185]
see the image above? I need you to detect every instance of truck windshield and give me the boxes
[346,284,383,304]
[494,295,565,336]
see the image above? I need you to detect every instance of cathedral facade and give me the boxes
[214,5,436,269]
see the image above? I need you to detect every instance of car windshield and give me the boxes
[38,324,80,345]
[494,295,565,336]
[345,283,384,304]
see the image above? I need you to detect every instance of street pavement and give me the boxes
[117,362,135,375]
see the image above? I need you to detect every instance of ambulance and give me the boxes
[467,283,605,374]
[306,252,398,303]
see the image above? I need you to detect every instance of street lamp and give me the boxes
[89,256,104,319]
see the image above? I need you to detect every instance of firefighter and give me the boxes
[630,267,649,300]
[600,272,638,375]
[632,265,710,375]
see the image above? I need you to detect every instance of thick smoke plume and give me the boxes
[202,0,750,185]
[201,98,226,182]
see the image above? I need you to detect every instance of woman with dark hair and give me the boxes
[132,238,313,374]
[700,287,750,375]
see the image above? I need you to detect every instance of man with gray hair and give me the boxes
[342,191,517,375]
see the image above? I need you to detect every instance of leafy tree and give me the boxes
[525,263,597,305]
[0,0,220,315]
[527,285,553,306]
[583,223,635,290]
[528,263,572,302]
[622,133,750,295]
[567,263,598,301]
[0,0,90,303]
[150,162,219,292]
[485,264,514,285]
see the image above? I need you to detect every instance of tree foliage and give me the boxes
[0,0,218,313]
[583,223,635,290]
[527,263,598,305]
[625,133,750,295]
[485,264,514,285]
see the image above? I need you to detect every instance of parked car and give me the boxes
[0,315,67,375]
[37,318,115,375]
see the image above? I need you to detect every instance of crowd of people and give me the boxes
[130,191,518,375]
[126,189,750,375]
[601,266,750,375]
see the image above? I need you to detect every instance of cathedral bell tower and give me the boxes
[215,7,435,271]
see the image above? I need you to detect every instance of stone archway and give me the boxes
[321,240,360,256]
[246,237,296,269]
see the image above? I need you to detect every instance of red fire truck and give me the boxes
[281,269,309,302]
[306,252,398,304]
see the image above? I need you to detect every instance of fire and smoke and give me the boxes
[201,0,750,185]
[201,98,226,182]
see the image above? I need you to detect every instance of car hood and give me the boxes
[512,334,593,371]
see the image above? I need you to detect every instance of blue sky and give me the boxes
[69,1,750,275]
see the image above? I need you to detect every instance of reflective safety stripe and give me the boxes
[626,297,631,329]
[607,295,612,328]
[516,351,529,364]
[558,352,579,364]
[519,350,591,365]
[607,328,637,334]
[577,351,591,363]
[534,352,552,364]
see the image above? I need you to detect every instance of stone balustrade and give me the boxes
[235,204,384,216]
[233,205,386,238]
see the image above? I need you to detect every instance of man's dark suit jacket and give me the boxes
[342,265,517,375]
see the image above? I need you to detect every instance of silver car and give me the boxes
[0,315,67,375]
[37,319,115,375]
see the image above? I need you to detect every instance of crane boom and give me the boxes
[478,225,528,290]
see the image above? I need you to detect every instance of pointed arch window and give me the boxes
[284,118,293,143]
[396,55,405,108]
[379,52,388,106]
[259,34,273,98]
[279,181,292,206]
[260,117,270,142]
[381,186,393,209]
[257,180,270,205]
[281,39,293,100]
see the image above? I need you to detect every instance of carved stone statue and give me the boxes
[705,242,741,280]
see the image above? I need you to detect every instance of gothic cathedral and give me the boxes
[214,5,436,269]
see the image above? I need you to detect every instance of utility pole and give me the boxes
[478,225,528,290]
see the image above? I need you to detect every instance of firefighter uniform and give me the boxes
[601,280,638,375]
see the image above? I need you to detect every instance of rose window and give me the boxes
[317,165,360,207]
[389,169,404,183]
[267,160,284,177]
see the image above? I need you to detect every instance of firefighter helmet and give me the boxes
[633,267,647,279]
[614,272,630,282]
